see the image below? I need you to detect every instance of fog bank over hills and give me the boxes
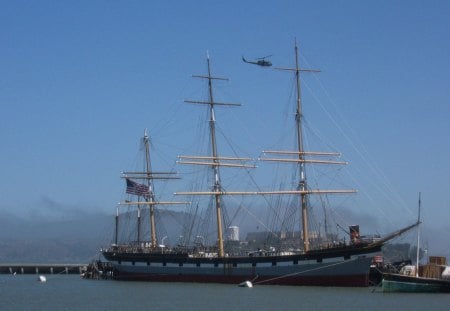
[1,197,449,263]
[0,197,189,263]
[0,210,112,263]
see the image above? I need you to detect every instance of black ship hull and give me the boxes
[102,243,382,287]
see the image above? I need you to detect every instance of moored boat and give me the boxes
[382,257,450,293]
[382,195,450,293]
[101,42,418,287]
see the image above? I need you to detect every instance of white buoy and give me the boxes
[238,280,253,288]
[38,275,47,282]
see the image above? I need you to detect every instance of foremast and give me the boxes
[143,130,157,248]
[119,130,186,249]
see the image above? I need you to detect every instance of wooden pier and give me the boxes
[0,263,88,275]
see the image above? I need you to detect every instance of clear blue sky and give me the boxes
[1,1,449,252]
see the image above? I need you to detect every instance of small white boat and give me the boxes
[38,275,47,282]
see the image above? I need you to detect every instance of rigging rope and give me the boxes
[253,259,353,285]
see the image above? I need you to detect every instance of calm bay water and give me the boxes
[1,275,449,310]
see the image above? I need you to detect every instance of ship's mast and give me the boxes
[294,43,309,252]
[120,130,187,249]
[115,207,119,245]
[143,130,158,248]
[415,192,421,277]
[189,56,227,257]
[206,57,226,257]
[275,41,320,252]
[179,54,251,258]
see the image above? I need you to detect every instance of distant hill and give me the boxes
[0,209,187,263]
[0,212,111,263]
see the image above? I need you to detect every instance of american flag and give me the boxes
[126,178,150,197]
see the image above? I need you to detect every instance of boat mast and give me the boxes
[180,54,246,257]
[137,202,141,243]
[205,57,226,257]
[187,55,227,257]
[115,207,119,245]
[120,131,187,249]
[274,41,320,252]
[143,130,158,248]
[416,192,421,277]
[293,43,310,252]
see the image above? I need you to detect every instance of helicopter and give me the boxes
[242,55,272,67]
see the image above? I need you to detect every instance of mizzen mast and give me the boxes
[268,41,354,252]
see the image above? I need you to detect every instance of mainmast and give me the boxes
[205,55,225,257]
[178,54,253,257]
[273,41,320,252]
[294,43,309,252]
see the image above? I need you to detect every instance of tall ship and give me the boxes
[102,43,418,286]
